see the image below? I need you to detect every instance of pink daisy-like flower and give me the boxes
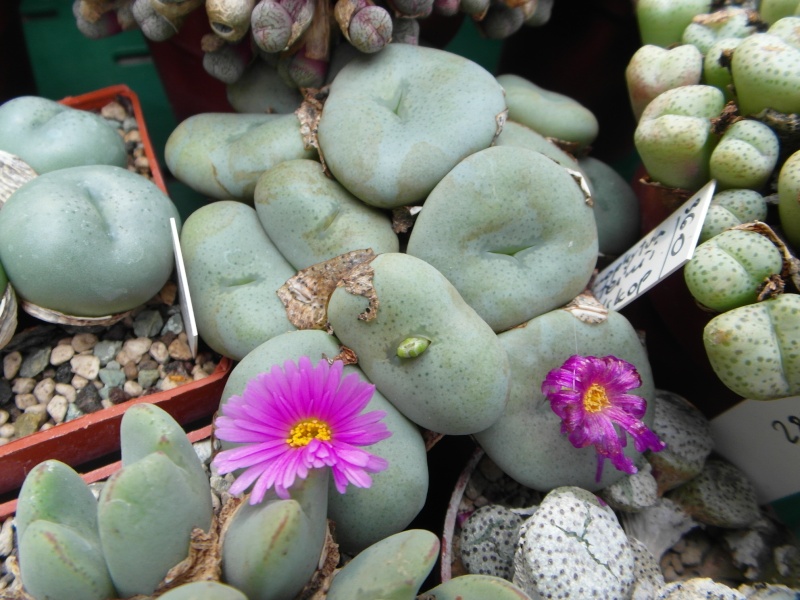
[541,354,666,482]
[212,356,391,504]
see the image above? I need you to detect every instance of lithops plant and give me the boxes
[327,252,511,435]
[406,145,598,332]
[421,574,534,599]
[0,96,126,173]
[513,486,636,600]
[628,536,667,600]
[681,6,760,55]
[179,200,297,361]
[496,73,599,151]
[165,112,316,201]
[634,84,726,190]
[158,581,248,599]
[657,577,747,599]
[620,497,699,561]
[15,404,213,600]
[684,229,784,312]
[599,462,659,513]
[215,328,429,554]
[645,389,714,494]
[253,158,399,270]
[778,148,800,249]
[0,165,180,318]
[625,44,703,121]
[316,43,506,209]
[703,293,800,400]
[699,189,768,243]
[731,18,800,117]
[635,0,712,47]
[710,119,780,191]
[667,457,760,529]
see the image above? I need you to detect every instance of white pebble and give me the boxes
[50,344,75,366]
[192,365,210,381]
[55,383,77,403]
[11,377,36,394]
[123,380,143,398]
[122,337,152,363]
[40,422,54,431]
[0,410,8,426]
[15,393,37,410]
[71,354,101,380]
[0,517,14,557]
[115,349,134,366]
[71,374,89,389]
[33,378,55,404]
[101,399,114,410]
[0,424,14,438]
[71,332,98,353]
[47,395,69,424]
[148,341,169,364]
[3,351,21,380]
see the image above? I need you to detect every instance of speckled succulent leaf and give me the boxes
[731,32,800,116]
[226,60,303,114]
[682,7,758,54]
[703,37,743,102]
[710,120,780,191]
[769,16,800,50]
[620,497,698,561]
[684,229,783,312]
[778,149,800,248]
[599,462,659,512]
[421,574,533,599]
[327,253,511,435]
[666,457,760,528]
[494,120,581,170]
[218,329,428,553]
[253,158,399,271]
[634,85,725,190]
[699,188,768,243]
[97,452,205,598]
[406,146,598,332]
[158,581,249,599]
[459,505,524,580]
[15,459,99,543]
[18,520,116,600]
[180,200,297,361]
[120,403,212,530]
[628,537,666,600]
[646,390,713,494]
[625,44,703,121]
[512,487,636,600]
[703,294,800,400]
[497,73,598,149]
[165,112,316,200]
[635,0,712,47]
[221,467,329,600]
[325,529,439,600]
[760,0,800,25]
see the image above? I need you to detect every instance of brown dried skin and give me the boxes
[0,150,37,205]
[206,0,255,42]
[277,248,377,330]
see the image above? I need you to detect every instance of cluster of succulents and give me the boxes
[627,0,800,402]
[71,0,555,90]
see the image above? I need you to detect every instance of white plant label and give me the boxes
[170,217,198,358]
[711,396,800,504]
[591,180,716,311]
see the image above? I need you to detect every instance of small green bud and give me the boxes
[396,336,430,358]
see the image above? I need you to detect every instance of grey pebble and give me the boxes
[93,340,123,366]
[19,347,51,378]
[138,369,160,389]
[99,367,125,389]
[161,313,184,336]
[133,310,164,338]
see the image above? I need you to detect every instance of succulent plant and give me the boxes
[703,293,800,400]
[778,149,800,249]
[15,404,212,600]
[459,504,524,580]
[684,229,784,312]
[710,119,780,191]
[635,0,712,48]
[699,189,768,243]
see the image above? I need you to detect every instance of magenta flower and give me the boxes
[212,356,391,504]
[541,355,666,482]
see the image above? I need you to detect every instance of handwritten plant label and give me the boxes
[170,217,199,358]
[711,396,800,504]
[591,180,716,311]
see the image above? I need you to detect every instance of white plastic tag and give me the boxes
[711,396,800,504]
[170,217,198,358]
[591,180,716,311]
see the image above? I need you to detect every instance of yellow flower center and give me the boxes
[286,419,332,448]
[583,383,611,413]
